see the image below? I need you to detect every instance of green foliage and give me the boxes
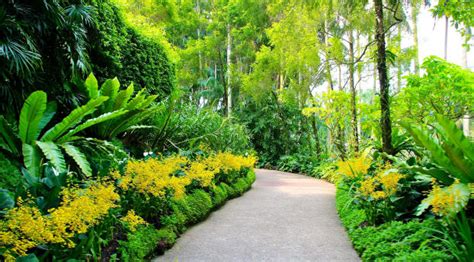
[395,56,474,124]
[0,153,22,192]
[0,0,95,114]
[87,0,175,97]
[237,97,318,167]
[172,190,213,226]
[351,220,451,261]
[163,104,251,153]
[82,73,158,140]
[277,153,319,174]
[336,185,451,261]
[401,114,474,184]
[119,225,176,261]
[211,184,229,207]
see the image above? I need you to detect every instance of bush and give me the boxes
[336,184,451,261]
[119,225,176,261]
[0,153,22,191]
[172,190,213,226]
[164,104,251,153]
[87,0,175,97]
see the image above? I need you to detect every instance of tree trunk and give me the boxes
[397,25,402,92]
[374,0,394,155]
[349,30,359,152]
[462,46,470,136]
[226,23,232,117]
[444,16,448,60]
[411,3,420,75]
[323,21,334,91]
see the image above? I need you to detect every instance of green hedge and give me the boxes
[117,170,256,260]
[88,0,175,97]
[336,185,451,261]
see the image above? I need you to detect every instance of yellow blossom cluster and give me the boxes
[357,168,405,200]
[117,152,257,199]
[121,210,147,232]
[0,183,119,260]
[119,156,189,198]
[205,152,257,173]
[423,182,470,217]
[336,155,371,178]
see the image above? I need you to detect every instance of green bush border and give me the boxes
[336,184,451,261]
[117,169,256,260]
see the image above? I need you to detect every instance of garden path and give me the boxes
[154,169,359,261]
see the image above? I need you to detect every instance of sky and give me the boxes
[415,4,473,69]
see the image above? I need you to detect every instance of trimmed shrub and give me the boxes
[87,0,175,97]
[119,226,176,261]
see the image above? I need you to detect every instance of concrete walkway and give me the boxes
[154,169,359,262]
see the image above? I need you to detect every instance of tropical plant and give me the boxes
[0,90,126,178]
[0,0,95,113]
[82,73,159,140]
[400,114,474,185]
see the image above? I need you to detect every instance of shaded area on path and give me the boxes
[154,169,359,262]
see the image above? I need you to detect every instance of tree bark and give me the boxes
[411,3,420,75]
[226,23,232,117]
[349,30,359,152]
[374,0,394,155]
[444,16,448,60]
[323,21,334,91]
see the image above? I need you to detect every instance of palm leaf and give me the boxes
[109,107,157,138]
[0,116,20,156]
[401,121,463,180]
[37,102,57,132]
[61,143,91,177]
[58,110,128,143]
[113,83,134,111]
[40,96,108,141]
[19,91,47,144]
[22,143,41,177]
[36,141,66,173]
[125,89,146,110]
[84,73,98,99]
[99,77,120,112]
[435,114,474,163]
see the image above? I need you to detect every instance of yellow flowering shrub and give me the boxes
[0,183,119,260]
[206,152,257,173]
[336,155,371,178]
[118,156,190,198]
[421,181,470,218]
[118,152,256,199]
[357,167,405,200]
[121,210,147,232]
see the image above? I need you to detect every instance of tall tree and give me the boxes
[374,0,394,154]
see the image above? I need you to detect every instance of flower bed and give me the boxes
[0,152,257,261]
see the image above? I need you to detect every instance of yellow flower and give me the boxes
[378,172,404,196]
[121,210,147,232]
[359,177,376,197]
[0,182,119,259]
[424,182,470,217]
[336,155,371,178]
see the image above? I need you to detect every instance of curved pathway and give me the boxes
[154,169,359,261]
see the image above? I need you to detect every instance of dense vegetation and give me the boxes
[0,0,473,260]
